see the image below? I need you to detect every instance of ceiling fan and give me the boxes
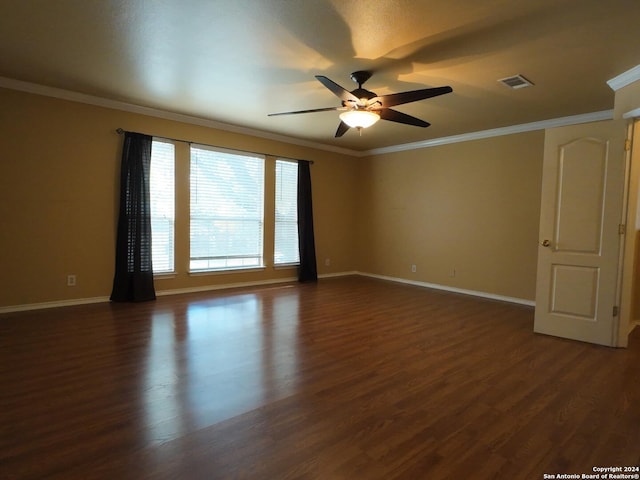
[268,71,452,137]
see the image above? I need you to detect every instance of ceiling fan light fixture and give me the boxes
[339,110,380,129]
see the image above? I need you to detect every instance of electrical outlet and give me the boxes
[411,264,417,273]
[325,258,331,267]
[67,274,77,287]
[449,267,456,278]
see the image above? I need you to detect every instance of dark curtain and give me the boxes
[297,160,318,282]
[110,132,156,302]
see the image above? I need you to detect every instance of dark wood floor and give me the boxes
[1,276,639,479]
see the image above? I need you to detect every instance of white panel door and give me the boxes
[534,120,626,346]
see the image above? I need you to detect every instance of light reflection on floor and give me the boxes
[142,290,300,445]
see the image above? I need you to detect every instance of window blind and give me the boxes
[150,140,175,273]
[275,160,299,265]
[190,146,265,271]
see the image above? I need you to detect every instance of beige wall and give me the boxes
[356,132,545,301]
[0,88,359,308]
[0,86,547,309]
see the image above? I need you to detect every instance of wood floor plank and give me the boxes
[1,276,639,479]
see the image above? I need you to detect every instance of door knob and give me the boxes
[540,239,551,247]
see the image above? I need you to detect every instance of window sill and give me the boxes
[189,266,267,277]
[274,263,300,270]
[153,273,176,280]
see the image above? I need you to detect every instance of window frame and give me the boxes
[149,139,176,275]
[189,144,266,274]
[274,159,300,267]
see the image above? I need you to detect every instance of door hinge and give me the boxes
[619,224,626,235]
[613,306,619,317]
[625,139,632,151]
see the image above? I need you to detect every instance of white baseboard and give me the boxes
[355,271,535,307]
[318,271,358,279]
[0,271,360,314]
[0,296,111,314]
[0,270,532,314]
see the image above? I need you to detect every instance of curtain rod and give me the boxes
[115,128,314,164]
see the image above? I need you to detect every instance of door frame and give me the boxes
[617,119,638,347]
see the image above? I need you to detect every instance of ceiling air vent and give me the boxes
[498,74,534,89]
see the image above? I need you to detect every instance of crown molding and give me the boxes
[363,110,614,156]
[0,76,616,158]
[623,107,640,120]
[0,76,361,158]
[607,64,640,91]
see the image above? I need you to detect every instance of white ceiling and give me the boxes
[1,0,640,152]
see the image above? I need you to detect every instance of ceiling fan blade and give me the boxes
[373,86,452,108]
[315,75,360,104]
[268,106,342,116]
[379,108,431,128]
[335,121,350,137]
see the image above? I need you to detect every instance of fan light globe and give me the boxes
[339,110,380,129]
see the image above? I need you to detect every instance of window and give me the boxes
[275,160,299,265]
[150,140,175,274]
[190,146,264,272]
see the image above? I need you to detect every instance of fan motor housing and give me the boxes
[348,71,377,105]
[350,88,377,100]
[350,70,372,85]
